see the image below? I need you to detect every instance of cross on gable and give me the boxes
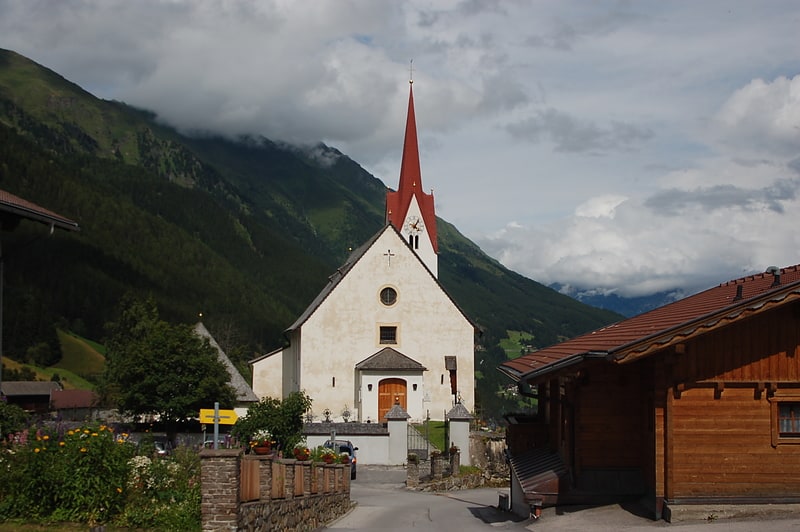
[384,249,395,266]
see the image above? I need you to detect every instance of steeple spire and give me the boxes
[386,78,438,255]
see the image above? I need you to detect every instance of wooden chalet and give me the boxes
[499,264,800,520]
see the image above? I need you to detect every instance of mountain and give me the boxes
[0,48,622,417]
[550,283,684,318]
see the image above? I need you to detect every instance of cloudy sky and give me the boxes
[3,0,800,301]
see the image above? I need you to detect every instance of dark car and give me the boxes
[324,439,358,480]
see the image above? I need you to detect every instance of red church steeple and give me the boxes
[386,80,438,253]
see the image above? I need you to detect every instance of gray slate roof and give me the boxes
[355,347,427,371]
[194,322,258,403]
[447,402,472,420]
[1,381,62,396]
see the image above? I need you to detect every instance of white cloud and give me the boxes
[3,0,800,301]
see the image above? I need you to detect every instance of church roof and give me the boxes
[194,322,258,403]
[355,347,427,371]
[385,82,438,252]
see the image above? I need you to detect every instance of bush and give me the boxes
[115,445,200,530]
[0,422,201,530]
[0,423,135,524]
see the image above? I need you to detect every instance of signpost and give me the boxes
[200,403,238,449]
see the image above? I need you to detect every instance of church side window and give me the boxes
[379,326,397,344]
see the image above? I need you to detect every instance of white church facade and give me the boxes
[250,81,476,423]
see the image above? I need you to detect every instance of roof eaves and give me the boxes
[612,282,800,363]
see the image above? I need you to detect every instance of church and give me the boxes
[250,80,476,423]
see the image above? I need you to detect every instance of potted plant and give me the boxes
[317,446,336,464]
[250,429,274,455]
[293,444,311,461]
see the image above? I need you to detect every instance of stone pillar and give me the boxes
[447,402,472,466]
[449,450,460,475]
[200,448,241,532]
[431,452,444,480]
[386,403,411,465]
[406,456,420,487]
[284,459,296,500]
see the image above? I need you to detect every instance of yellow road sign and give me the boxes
[199,408,238,425]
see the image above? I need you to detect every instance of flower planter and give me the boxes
[253,446,272,455]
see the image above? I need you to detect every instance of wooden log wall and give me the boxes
[667,386,800,500]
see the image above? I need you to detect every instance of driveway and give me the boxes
[327,466,800,531]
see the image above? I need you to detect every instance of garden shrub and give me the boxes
[0,423,134,524]
[0,422,201,530]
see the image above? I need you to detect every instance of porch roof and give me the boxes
[355,347,427,371]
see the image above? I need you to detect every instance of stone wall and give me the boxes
[200,449,352,532]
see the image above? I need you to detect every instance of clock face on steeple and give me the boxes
[405,215,424,235]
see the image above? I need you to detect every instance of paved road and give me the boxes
[326,466,800,531]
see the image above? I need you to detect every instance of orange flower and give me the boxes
[59,441,65,447]
[80,447,87,453]
[42,435,50,441]
[34,448,40,453]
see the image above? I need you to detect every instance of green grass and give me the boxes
[2,357,95,390]
[413,421,447,452]
[54,329,105,381]
[499,330,535,359]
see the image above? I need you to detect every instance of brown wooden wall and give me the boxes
[657,303,800,501]
[666,387,800,500]
[574,361,647,473]
[670,303,800,384]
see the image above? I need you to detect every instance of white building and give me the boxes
[250,82,476,422]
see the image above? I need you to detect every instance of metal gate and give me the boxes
[407,424,431,461]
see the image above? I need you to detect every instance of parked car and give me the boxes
[152,437,172,456]
[324,439,358,480]
[204,436,230,449]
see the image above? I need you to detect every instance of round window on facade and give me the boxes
[380,286,398,306]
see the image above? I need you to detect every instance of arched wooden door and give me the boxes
[378,378,407,421]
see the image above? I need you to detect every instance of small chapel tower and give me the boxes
[385,78,438,277]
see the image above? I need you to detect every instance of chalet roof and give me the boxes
[193,322,258,403]
[51,389,97,409]
[0,189,80,232]
[500,264,800,384]
[282,223,476,334]
[385,82,438,252]
[1,381,62,396]
[355,347,427,371]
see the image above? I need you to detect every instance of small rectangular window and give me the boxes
[379,326,397,344]
[779,403,800,436]
[771,396,800,446]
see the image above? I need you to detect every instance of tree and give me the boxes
[0,401,28,438]
[231,391,312,452]
[102,294,236,426]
